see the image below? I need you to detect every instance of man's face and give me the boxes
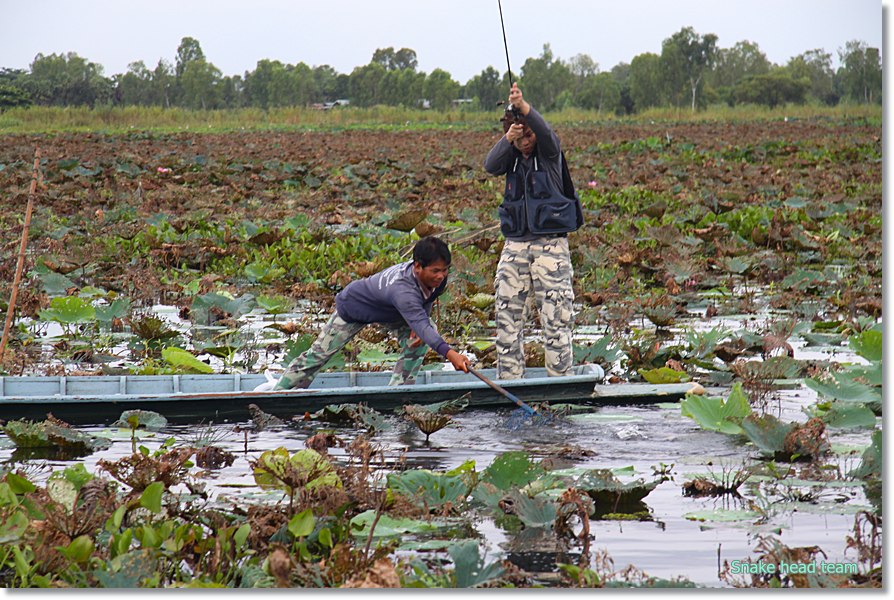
[413,259,450,289]
[513,126,537,156]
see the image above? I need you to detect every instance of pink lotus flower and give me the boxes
[588,180,597,188]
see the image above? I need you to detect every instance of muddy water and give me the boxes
[0,380,875,587]
[0,306,879,586]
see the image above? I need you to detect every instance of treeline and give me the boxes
[0,27,882,114]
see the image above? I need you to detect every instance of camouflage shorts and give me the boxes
[494,237,574,379]
[275,312,430,390]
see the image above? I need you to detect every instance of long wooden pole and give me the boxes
[0,148,41,360]
[468,367,536,416]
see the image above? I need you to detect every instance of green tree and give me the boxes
[313,65,340,102]
[786,49,836,105]
[837,40,882,104]
[628,52,663,111]
[464,66,502,110]
[243,59,277,108]
[568,53,599,99]
[372,47,418,71]
[575,72,621,113]
[349,62,387,107]
[218,74,244,108]
[175,36,205,79]
[424,68,459,110]
[611,62,634,114]
[661,27,718,111]
[710,40,770,104]
[25,52,111,106]
[180,59,222,109]
[732,69,809,108]
[518,43,573,111]
[0,68,31,110]
[116,61,154,105]
[151,59,175,107]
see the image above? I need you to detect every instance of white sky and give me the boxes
[0,0,884,83]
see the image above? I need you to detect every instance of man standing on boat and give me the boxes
[483,83,583,380]
[272,236,470,390]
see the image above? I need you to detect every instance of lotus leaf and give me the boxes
[804,370,881,406]
[849,429,881,480]
[638,366,691,384]
[3,419,111,453]
[812,401,877,429]
[47,476,78,512]
[191,292,257,324]
[738,413,793,457]
[256,295,293,315]
[502,489,557,528]
[575,469,660,517]
[449,540,506,588]
[848,329,882,362]
[573,337,625,365]
[139,481,164,513]
[355,347,400,365]
[683,509,761,522]
[38,296,96,324]
[800,332,843,348]
[349,510,454,537]
[162,347,213,374]
[112,410,169,431]
[478,451,545,491]
[95,298,132,324]
[312,403,388,432]
[680,383,752,435]
[0,511,29,544]
[252,447,342,493]
[387,469,469,510]
[5,473,36,495]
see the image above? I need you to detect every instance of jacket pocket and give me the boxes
[528,198,579,234]
[504,171,523,201]
[498,200,527,237]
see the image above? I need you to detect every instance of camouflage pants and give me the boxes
[495,237,574,379]
[274,313,429,390]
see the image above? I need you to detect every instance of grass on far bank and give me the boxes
[0,103,881,135]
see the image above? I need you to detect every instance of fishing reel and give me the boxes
[498,101,523,131]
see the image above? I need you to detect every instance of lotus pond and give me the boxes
[0,116,882,587]
[0,307,881,588]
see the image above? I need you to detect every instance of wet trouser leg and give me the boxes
[495,238,574,379]
[274,313,364,390]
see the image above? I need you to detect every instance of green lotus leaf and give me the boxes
[162,347,213,374]
[387,469,469,510]
[848,329,882,362]
[38,296,96,324]
[638,366,691,384]
[680,383,751,435]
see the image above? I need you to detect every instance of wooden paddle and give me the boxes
[468,368,536,416]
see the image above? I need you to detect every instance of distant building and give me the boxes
[314,99,351,110]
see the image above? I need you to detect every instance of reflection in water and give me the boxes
[0,388,876,587]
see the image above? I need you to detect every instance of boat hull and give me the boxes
[0,367,700,424]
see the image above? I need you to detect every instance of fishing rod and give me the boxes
[498,0,514,86]
[496,0,521,122]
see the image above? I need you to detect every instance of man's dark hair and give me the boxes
[413,236,451,267]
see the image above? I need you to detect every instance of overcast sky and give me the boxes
[0,0,884,83]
